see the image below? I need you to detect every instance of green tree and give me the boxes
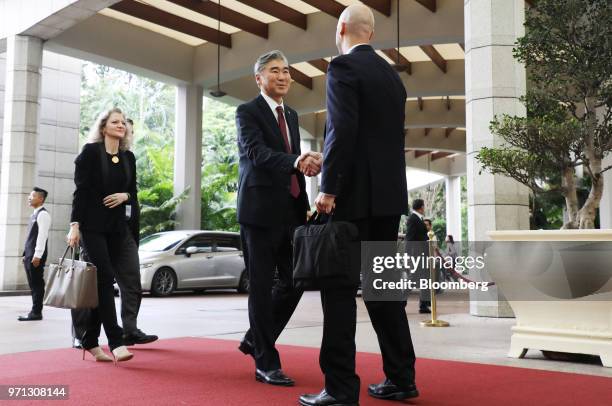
[136,146,189,237]
[408,181,445,220]
[477,0,612,229]
[80,64,175,142]
[200,98,239,232]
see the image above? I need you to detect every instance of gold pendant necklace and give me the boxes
[111,155,120,164]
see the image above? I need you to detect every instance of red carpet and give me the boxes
[0,337,609,405]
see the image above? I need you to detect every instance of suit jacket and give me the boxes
[71,142,140,244]
[405,213,428,242]
[321,45,408,220]
[236,95,309,227]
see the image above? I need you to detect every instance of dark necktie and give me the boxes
[276,106,300,199]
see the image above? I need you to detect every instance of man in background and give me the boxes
[18,187,51,321]
[406,199,432,314]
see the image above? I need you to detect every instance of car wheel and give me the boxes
[237,269,249,293]
[151,267,177,297]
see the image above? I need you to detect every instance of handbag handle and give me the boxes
[59,245,76,268]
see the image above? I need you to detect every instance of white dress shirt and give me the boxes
[32,206,51,259]
[260,91,300,168]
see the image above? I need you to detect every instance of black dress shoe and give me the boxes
[368,379,419,400]
[255,369,294,386]
[238,338,254,356]
[419,306,431,314]
[123,329,158,346]
[17,313,42,321]
[299,389,358,406]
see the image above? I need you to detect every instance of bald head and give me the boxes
[336,4,375,54]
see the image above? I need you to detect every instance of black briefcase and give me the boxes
[293,212,360,290]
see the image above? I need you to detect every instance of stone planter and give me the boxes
[487,230,612,367]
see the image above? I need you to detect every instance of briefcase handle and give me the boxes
[308,211,334,225]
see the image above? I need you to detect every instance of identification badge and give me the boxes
[125,205,132,220]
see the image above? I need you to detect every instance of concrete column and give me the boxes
[445,175,462,241]
[600,154,612,229]
[0,35,43,290]
[465,0,530,317]
[174,84,203,230]
[38,51,82,270]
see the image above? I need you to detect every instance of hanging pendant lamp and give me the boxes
[393,0,408,72]
[210,0,227,97]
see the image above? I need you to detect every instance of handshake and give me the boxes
[297,151,322,177]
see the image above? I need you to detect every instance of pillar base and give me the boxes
[469,295,515,318]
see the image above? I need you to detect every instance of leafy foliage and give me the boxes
[201,98,239,232]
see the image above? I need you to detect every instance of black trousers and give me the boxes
[72,231,142,341]
[71,308,90,342]
[80,228,139,351]
[23,257,46,315]
[320,216,416,402]
[240,200,304,371]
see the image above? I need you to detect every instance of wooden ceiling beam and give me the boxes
[167,0,268,39]
[431,151,453,161]
[415,0,436,12]
[110,0,232,47]
[301,0,345,19]
[382,48,412,74]
[307,59,330,74]
[420,45,447,73]
[289,66,313,90]
[235,0,307,30]
[361,0,392,16]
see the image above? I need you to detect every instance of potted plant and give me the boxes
[475,0,612,366]
[477,0,612,230]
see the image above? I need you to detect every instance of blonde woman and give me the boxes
[67,108,140,363]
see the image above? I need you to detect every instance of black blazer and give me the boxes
[236,95,309,227]
[405,213,428,242]
[71,142,140,243]
[321,45,408,220]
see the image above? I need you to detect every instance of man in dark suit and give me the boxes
[405,199,432,313]
[300,5,418,406]
[18,187,51,321]
[236,50,321,386]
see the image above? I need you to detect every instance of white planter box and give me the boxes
[487,229,612,367]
